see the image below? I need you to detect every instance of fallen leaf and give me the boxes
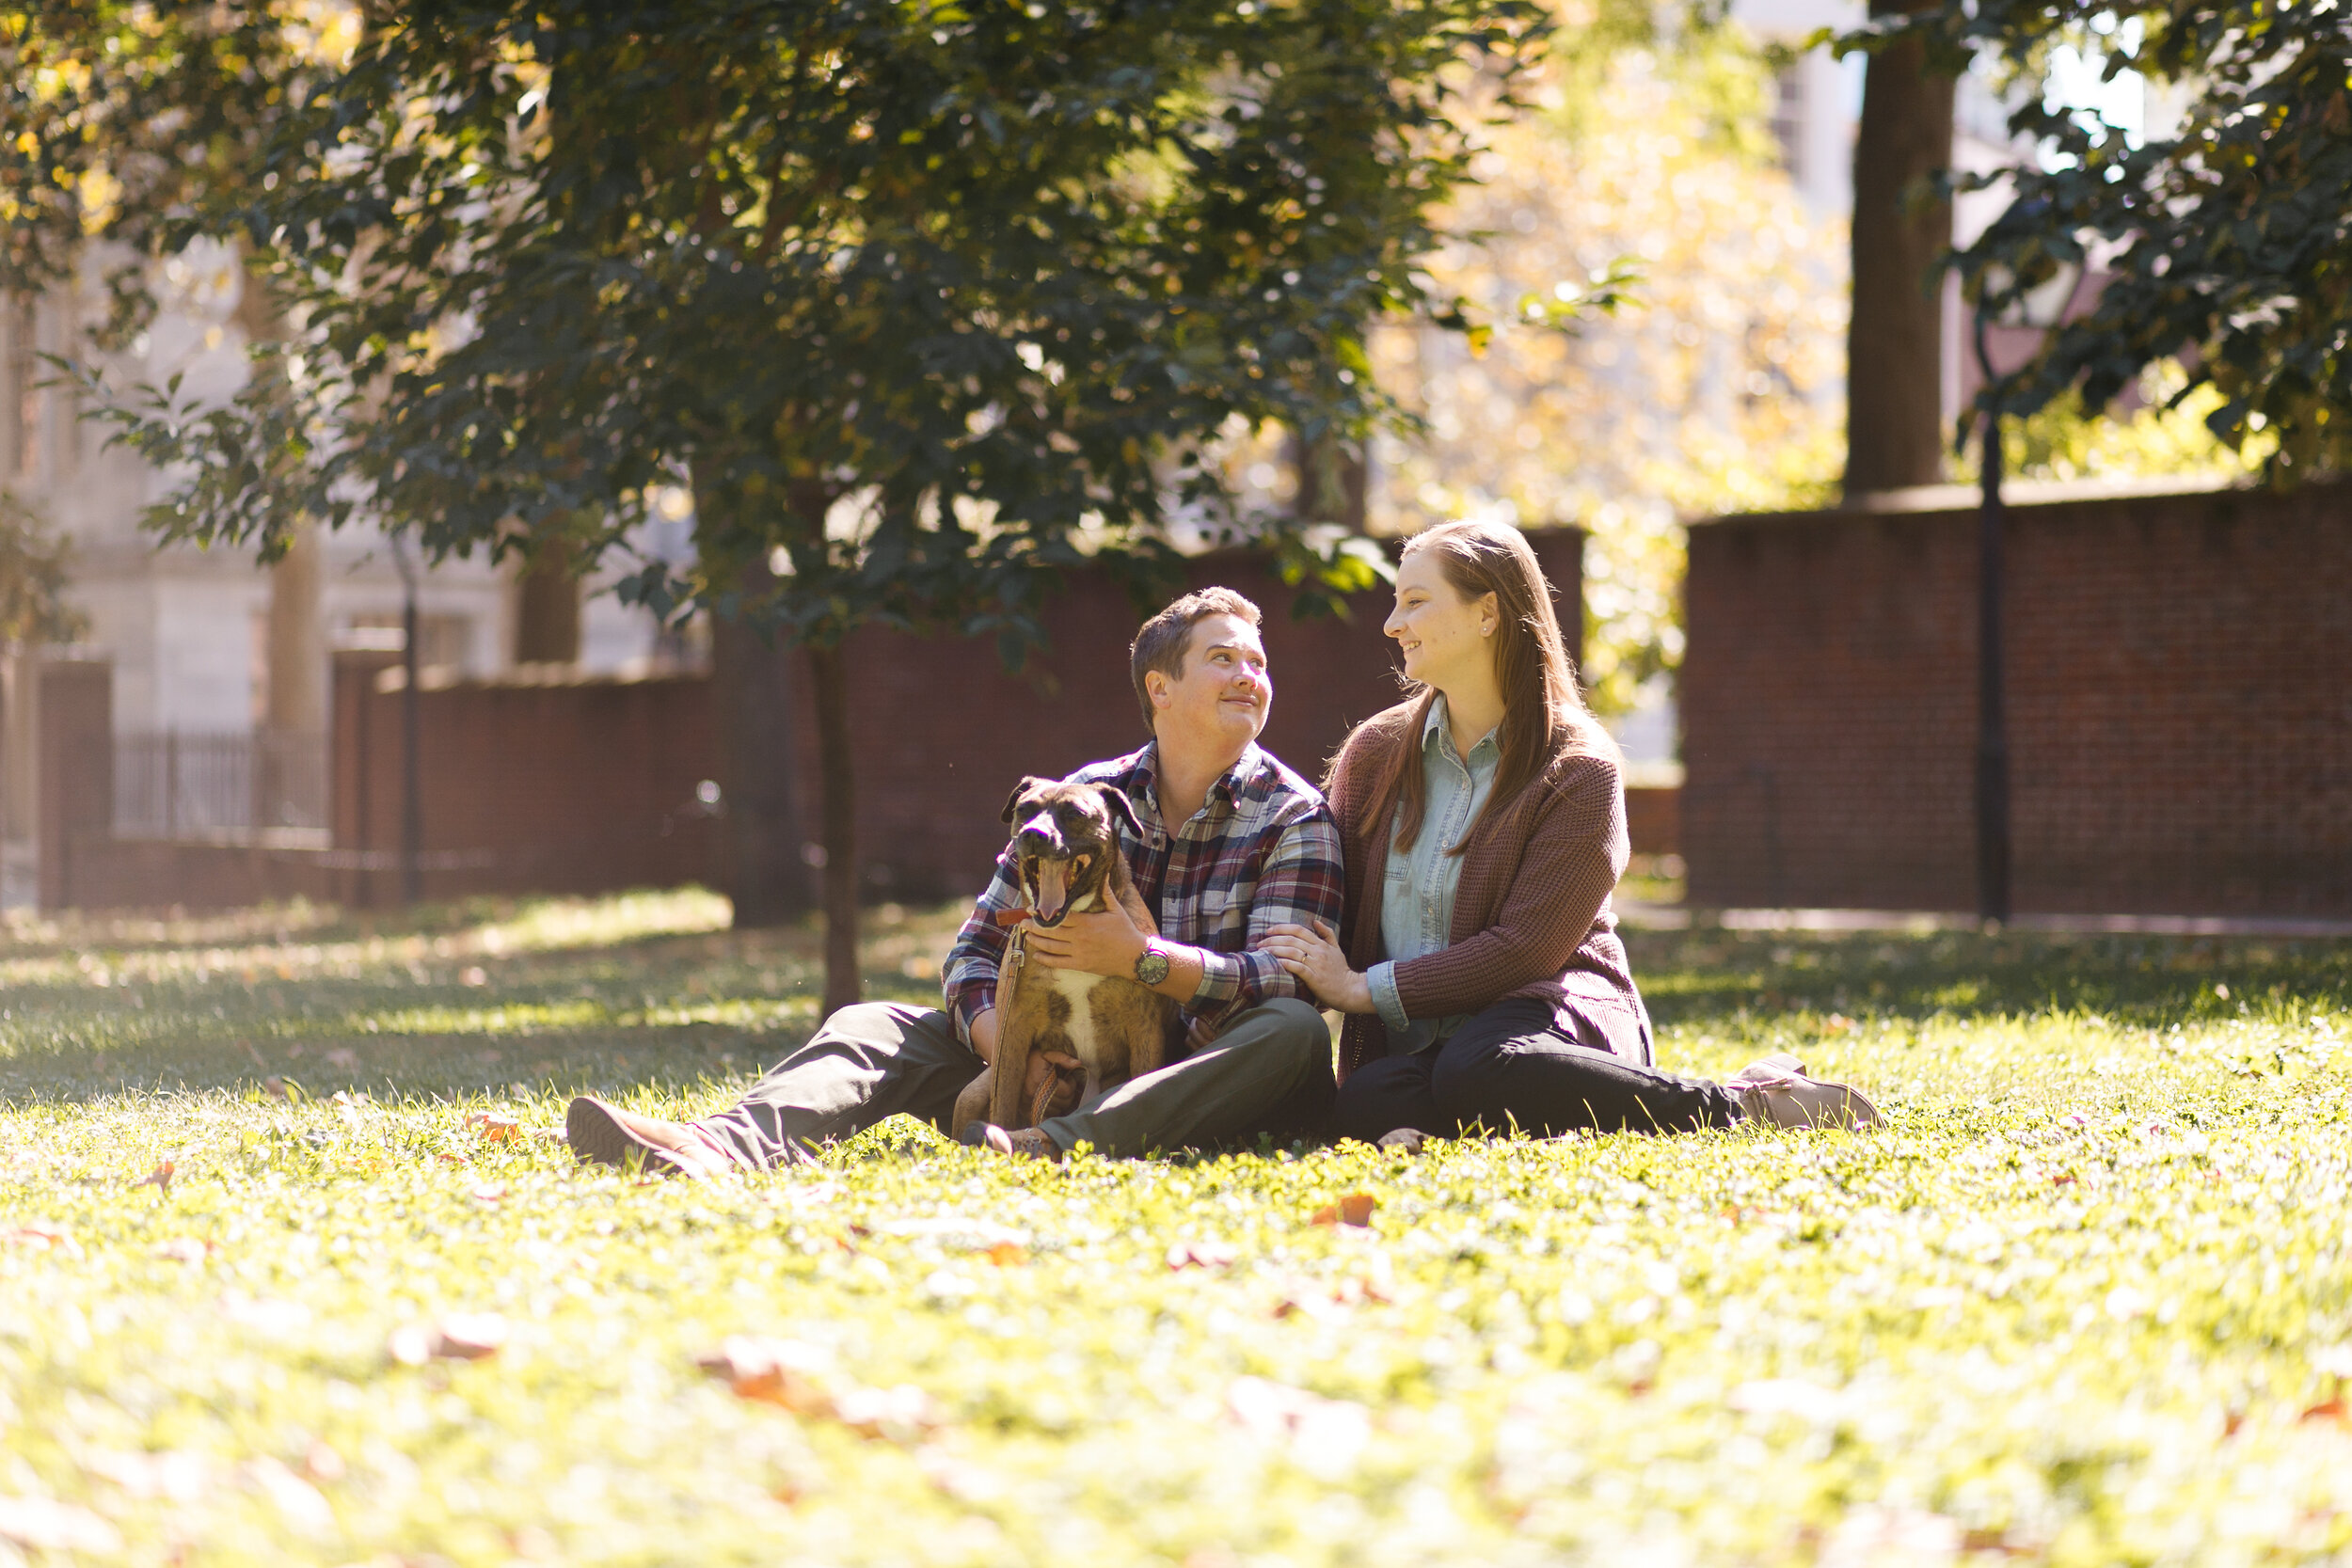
[830,1384,943,1440]
[692,1337,940,1439]
[1167,1241,1239,1271]
[134,1159,176,1195]
[2298,1398,2348,1427]
[0,1496,123,1554]
[981,1241,1026,1267]
[151,1237,214,1264]
[5,1223,82,1259]
[437,1312,511,1358]
[1311,1193,1378,1227]
[389,1312,511,1365]
[697,1337,834,1412]
[470,1184,508,1204]
[467,1111,522,1143]
[533,1125,568,1143]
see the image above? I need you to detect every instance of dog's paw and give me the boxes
[962,1123,1061,1161]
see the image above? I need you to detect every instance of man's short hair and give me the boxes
[1130,586,1263,733]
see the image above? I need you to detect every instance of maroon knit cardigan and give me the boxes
[1327,695,1650,1082]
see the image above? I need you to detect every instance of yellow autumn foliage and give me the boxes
[1368,44,1848,716]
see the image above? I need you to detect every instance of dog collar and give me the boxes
[991,908,1032,927]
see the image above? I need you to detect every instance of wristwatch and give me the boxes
[1133,938,1173,987]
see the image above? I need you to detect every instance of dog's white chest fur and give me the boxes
[1041,968,1112,1072]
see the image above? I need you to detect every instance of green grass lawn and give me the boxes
[3,890,2348,1566]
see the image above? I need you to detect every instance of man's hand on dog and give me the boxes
[1019,906,1149,978]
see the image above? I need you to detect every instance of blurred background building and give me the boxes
[0,240,694,900]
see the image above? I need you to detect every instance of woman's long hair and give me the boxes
[1374,519,1617,856]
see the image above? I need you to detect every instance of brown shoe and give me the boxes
[565,1096,736,1179]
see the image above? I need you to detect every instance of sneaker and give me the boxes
[961,1122,1063,1161]
[1375,1128,1430,1154]
[566,1096,739,1179]
[1724,1053,1884,1130]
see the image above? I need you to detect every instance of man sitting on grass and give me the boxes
[565,587,1343,1173]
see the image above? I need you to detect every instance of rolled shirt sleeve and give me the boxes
[1184,814,1346,1018]
[1365,959,1412,1037]
[939,844,1027,1044]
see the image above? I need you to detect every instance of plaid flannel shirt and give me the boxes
[942,741,1344,1042]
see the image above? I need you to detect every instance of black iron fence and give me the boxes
[113,730,327,838]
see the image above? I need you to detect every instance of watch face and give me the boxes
[1134,946,1171,986]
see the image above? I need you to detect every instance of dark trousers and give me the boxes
[1327,998,1741,1143]
[693,999,1334,1165]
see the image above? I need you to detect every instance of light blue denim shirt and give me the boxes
[1366,695,1500,1055]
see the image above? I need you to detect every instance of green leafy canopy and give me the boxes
[39,1,1556,656]
[1842,0,2352,480]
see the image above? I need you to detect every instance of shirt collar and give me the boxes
[1422,694,1500,763]
[1135,739,1263,816]
[1216,743,1267,802]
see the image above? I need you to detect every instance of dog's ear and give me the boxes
[1097,784,1147,842]
[1001,776,1047,825]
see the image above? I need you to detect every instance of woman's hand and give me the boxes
[1263,918,1375,1014]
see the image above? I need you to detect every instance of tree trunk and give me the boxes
[262,518,326,827]
[805,640,861,1017]
[1292,431,1367,531]
[710,578,804,929]
[512,540,582,664]
[1845,0,1956,497]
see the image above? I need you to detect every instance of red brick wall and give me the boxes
[1682,481,2352,915]
[61,837,336,911]
[321,533,1583,911]
[767,536,1586,905]
[1624,784,1681,858]
[331,659,722,907]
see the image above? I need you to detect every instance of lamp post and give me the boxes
[1971,258,2079,926]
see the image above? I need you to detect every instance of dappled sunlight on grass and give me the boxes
[2,895,2347,1562]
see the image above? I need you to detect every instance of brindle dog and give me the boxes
[952,778,1182,1140]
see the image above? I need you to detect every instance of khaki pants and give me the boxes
[692,997,1334,1165]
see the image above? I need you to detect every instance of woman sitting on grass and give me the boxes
[1263,519,1881,1142]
